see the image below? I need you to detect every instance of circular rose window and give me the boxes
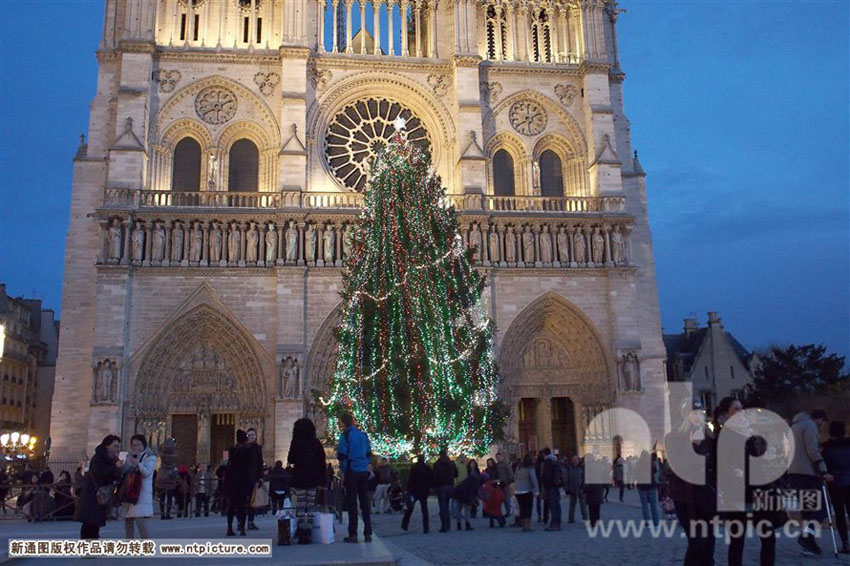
[195,86,238,125]
[325,98,430,191]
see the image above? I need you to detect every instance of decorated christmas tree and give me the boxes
[324,119,504,458]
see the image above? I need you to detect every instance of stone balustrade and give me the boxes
[95,212,633,270]
[102,188,626,215]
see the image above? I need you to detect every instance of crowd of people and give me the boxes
[2,399,848,566]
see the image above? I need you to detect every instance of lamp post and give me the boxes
[0,431,37,462]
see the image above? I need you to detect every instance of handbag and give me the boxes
[96,484,115,506]
[119,471,143,505]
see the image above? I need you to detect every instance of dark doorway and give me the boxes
[518,398,537,457]
[172,137,202,191]
[539,150,564,197]
[551,397,576,457]
[171,414,198,467]
[228,139,259,192]
[493,149,515,196]
[210,413,236,467]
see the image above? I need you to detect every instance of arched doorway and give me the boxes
[499,293,614,458]
[132,304,269,466]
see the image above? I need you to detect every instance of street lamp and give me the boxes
[0,430,37,458]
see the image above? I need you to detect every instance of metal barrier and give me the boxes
[1,483,77,522]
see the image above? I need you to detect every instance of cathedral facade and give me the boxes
[50,0,667,466]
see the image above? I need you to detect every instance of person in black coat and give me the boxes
[76,434,124,539]
[452,459,480,531]
[267,460,289,513]
[287,418,327,544]
[401,455,433,533]
[583,454,605,528]
[245,428,264,530]
[225,430,254,536]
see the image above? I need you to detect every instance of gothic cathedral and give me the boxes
[50,0,667,466]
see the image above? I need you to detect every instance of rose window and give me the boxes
[325,98,430,191]
[195,87,238,125]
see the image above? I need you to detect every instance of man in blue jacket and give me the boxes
[337,412,373,542]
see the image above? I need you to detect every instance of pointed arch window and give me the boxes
[485,4,508,61]
[172,137,202,192]
[228,139,259,192]
[531,8,553,63]
[493,149,516,196]
[540,150,564,197]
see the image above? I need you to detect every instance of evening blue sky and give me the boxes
[0,1,847,358]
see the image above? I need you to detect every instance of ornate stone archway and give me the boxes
[304,303,343,441]
[131,302,271,463]
[498,292,614,454]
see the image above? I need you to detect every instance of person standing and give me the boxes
[76,434,124,540]
[823,420,850,555]
[175,465,193,518]
[535,451,548,523]
[373,457,397,514]
[636,451,660,526]
[245,428,264,530]
[225,430,253,537]
[432,449,457,532]
[337,412,373,543]
[73,467,84,497]
[287,418,327,544]
[267,461,288,513]
[789,409,832,556]
[453,459,481,531]
[613,454,626,502]
[495,451,515,518]
[122,434,156,539]
[401,455,432,533]
[155,438,178,520]
[566,455,587,523]
[541,448,563,531]
[194,463,213,517]
[514,453,539,532]
[583,454,605,528]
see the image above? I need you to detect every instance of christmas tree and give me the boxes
[324,119,504,458]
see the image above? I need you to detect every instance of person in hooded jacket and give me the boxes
[401,455,433,533]
[824,420,850,555]
[287,418,327,544]
[76,434,125,539]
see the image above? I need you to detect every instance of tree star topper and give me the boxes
[392,115,408,132]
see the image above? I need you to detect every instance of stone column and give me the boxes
[359,1,367,53]
[297,222,306,265]
[335,221,343,266]
[317,0,326,52]
[163,221,173,267]
[344,0,353,53]
[429,3,438,58]
[387,0,395,56]
[494,4,504,60]
[535,397,553,450]
[143,222,153,266]
[568,225,577,268]
[197,411,210,466]
[258,222,266,267]
[238,223,247,267]
[516,2,529,62]
[316,224,325,267]
[414,5,421,57]
[277,222,285,265]
[604,224,614,267]
[534,224,543,267]
[182,224,190,266]
[373,0,382,55]
[331,0,340,52]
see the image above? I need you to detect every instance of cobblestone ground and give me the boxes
[367,489,847,566]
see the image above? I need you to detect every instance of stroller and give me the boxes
[388,482,405,513]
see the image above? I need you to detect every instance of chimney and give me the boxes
[707,311,722,328]
[683,318,698,337]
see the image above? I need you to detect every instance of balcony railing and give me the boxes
[102,189,626,215]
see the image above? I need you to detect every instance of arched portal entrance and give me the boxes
[305,303,342,442]
[499,293,614,458]
[132,304,270,466]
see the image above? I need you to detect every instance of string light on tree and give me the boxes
[323,127,505,458]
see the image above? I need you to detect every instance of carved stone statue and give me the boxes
[592,228,605,265]
[539,225,552,263]
[556,227,569,264]
[621,353,640,391]
[342,225,353,260]
[305,224,316,262]
[94,360,115,402]
[152,222,166,262]
[469,224,482,261]
[280,356,300,398]
[522,227,535,263]
[208,153,218,188]
[265,223,277,264]
[611,227,626,265]
[171,222,184,262]
[488,227,500,263]
[132,221,145,262]
[286,221,298,262]
[189,222,202,262]
[246,222,258,263]
[323,225,335,263]
[228,222,241,262]
[107,220,122,261]
[573,230,586,264]
[505,226,516,263]
[209,222,222,262]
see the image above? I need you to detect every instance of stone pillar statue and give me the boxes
[171,222,184,262]
[488,225,501,264]
[469,224,482,262]
[305,223,317,263]
[342,225,354,260]
[189,222,202,263]
[323,225,335,264]
[209,222,222,262]
[107,219,122,262]
[265,223,277,264]
[505,226,517,264]
[611,226,626,265]
[280,356,300,398]
[556,226,569,265]
[152,222,166,263]
[286,220,298,263]
[246,222,259,263]
[539,225,552,264]
[522,226,535,264]
[228,221,241,263]
[132,221,145,264]
[573,228,586,265]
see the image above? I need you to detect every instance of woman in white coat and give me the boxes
[123,434,156,539]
